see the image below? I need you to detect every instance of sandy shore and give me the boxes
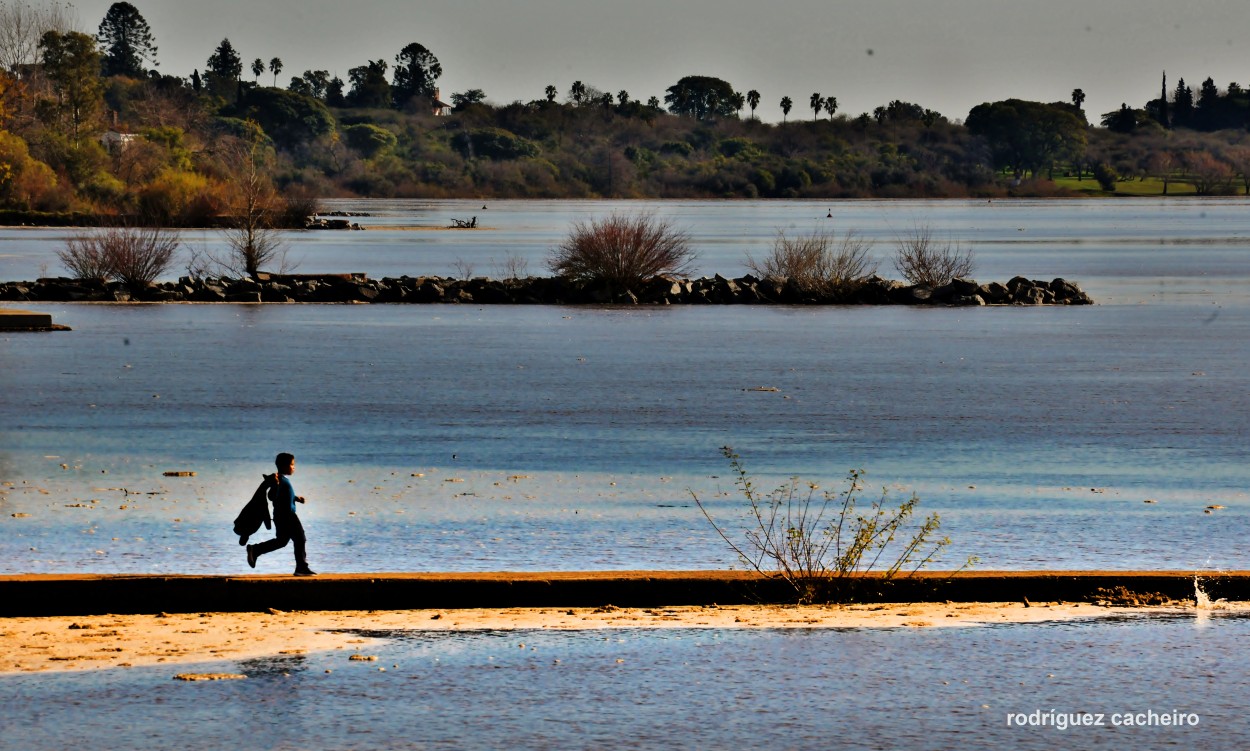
[4,600,1240,675]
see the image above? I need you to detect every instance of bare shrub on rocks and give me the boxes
[58,226,180,289]
[893,224,974,287]
[548,212,695,289]
[57,233,113,282]
[492,252,530,280]
[745,229,877,296]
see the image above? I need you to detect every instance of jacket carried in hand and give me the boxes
[232,475,276,543]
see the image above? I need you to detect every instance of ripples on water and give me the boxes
[2,199,1249,574]
[4,613,1248,750]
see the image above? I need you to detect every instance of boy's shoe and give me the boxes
[293,567,316,576]
[246,545,257,568]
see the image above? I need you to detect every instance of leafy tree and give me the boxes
[343,122,397,158]
[780,95,792,123]
[1171,78,1193,128]
[965,98,1087,178]
[451,127,540,160]
[450,88,486,109]
[239,87,335,149]
[1183,150,1234,194]
[269,56,282,86]
[1100,103,1139,133]
[37,30,104,145]
[646,96,660,109]
[544,84,557,102]
[824,96,838,120]
[205,38,243,100]
[392,42,441,104]
[347,59,390,108]
[97,2,157,78]
[809,92,821,121]
[664,75,740,120]
[1193,76,1227,130]
[0,129,62,210]
[250,57,264,81]
[746,89,760,119]
[326,76,345,107]
[288,69,330,99]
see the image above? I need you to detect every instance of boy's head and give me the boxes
[275,452,295,475]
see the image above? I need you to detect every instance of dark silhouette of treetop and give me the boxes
[966,98,1087,178]
[205,38,243,99]
[664,75,740,120]
[348,59,390,108]
[97,2,157,78]
[392,42,441,105]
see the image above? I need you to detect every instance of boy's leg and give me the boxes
[289,516,313,574]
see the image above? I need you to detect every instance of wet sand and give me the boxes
[4,600,1241,674]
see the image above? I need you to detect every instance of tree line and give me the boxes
[3,0,1250,222]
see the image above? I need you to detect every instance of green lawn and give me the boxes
[1050,175,1202,196]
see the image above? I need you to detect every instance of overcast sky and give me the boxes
[70,0,1250,124]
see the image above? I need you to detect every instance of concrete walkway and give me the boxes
[1,571,1240,617]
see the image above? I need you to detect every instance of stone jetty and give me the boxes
[0,273,1093,306]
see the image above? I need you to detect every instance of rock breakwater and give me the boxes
[0,273,1093,306]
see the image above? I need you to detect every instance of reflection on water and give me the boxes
[3,198,1250,575]
[4,613,1249,750]
[2,299,1249,574]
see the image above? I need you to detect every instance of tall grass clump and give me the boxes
[691,447,973,603]
[548,212,695,288]
[59,226,180,289]
[745,228,877,297]
[893,224,974,287]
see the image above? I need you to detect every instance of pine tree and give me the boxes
[97,2,157,78]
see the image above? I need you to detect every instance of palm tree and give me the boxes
[824,96,838,120]
[545,84,557,102]
[251,57,264,82]
[1072,88,1086,111]
[810,92,822,121]
[268,57,283,87]
[780,96,792,123]
[747,89,760,120]
[570,80,586,105]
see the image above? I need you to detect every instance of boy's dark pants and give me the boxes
[253,512,307,569]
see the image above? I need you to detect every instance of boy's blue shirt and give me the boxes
[270,475,298,515]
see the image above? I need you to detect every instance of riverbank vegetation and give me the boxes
[3,2,1250,222]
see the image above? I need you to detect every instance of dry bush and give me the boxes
[57,234,113,282]
[548,212,695,288]
[893,224,974,287]
[491,252,530,280]
[691,447,974,603]
[59,226,180,288]
[745,229,877,296]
